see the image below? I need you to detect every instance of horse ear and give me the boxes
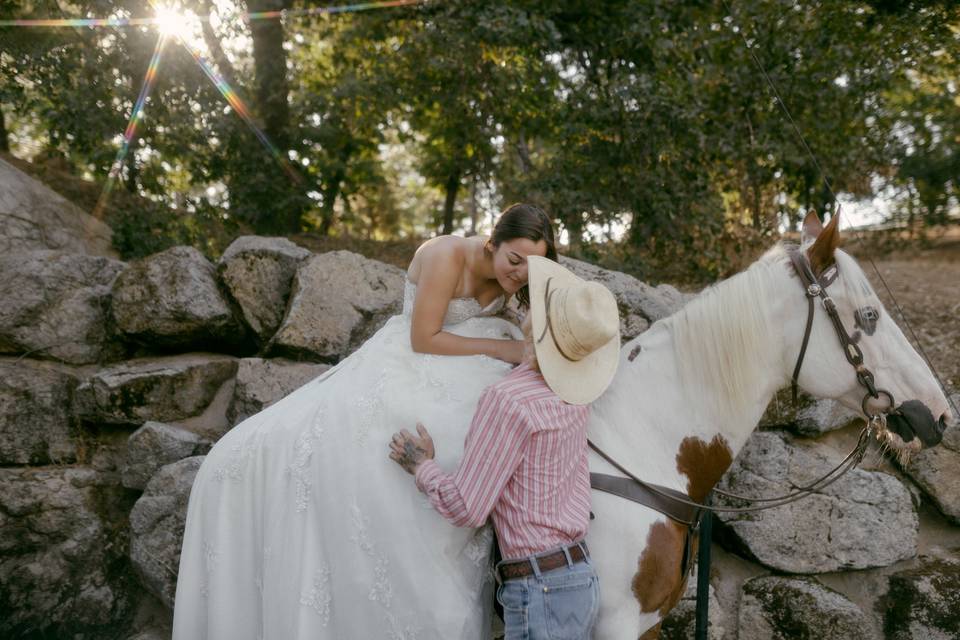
[807,210,842,275]
[800,210,823,246]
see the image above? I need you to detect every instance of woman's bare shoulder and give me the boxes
[407,236,470,283]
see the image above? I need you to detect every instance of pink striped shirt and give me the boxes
[414,362,592,560]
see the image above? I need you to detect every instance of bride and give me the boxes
[172,203,557,639]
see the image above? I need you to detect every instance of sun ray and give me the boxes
[93,33,170,219]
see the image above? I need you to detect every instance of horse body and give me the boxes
[583,218,953,639]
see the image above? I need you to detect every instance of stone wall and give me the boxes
[1,236,957,639]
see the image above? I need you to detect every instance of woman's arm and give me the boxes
[409,242,523,363]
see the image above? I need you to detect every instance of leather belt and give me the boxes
[496,542,589,583]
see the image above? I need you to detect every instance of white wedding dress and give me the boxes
[172,280,521,640]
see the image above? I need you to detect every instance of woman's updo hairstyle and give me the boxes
[490,203,558,308]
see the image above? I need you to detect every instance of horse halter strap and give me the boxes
[786,247,895,418]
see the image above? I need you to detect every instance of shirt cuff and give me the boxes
[414,458,443,494]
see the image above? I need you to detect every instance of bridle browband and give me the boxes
[590,246,896,524]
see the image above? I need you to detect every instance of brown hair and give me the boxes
[491,203,557,308]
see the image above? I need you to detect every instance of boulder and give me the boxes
[227,357,330,426]
[0,465,138,637]
[882,556,960,640]
[901,398,960,524]
[268,251,405,362]
[111,246,248,350]
[0,358,79,464]
[0,156,115,256]
[716,431,917,573]
[74,354,238,425]
[738,575,871,640]
[123,422,212,490]
[0,250,126,364]
[217,236,311,341]
[129,456,204,609]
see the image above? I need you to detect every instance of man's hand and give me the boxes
[389,423,435,475]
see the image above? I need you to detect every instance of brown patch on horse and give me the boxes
[631,520,692,616]
[628,345,643,362]
[675,434,733,502]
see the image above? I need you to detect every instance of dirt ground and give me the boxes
[862,254,959,395]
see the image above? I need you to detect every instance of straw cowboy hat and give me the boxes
[528,256,620,405]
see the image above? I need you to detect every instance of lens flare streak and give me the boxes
[175,34,302,183]
[94,33,169,218]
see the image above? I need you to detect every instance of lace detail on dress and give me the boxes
[354,371,388,446]
[286,405,327,513]
[413,354,460,402]
[200,539,218,599]
[212,431,261,482]
[349,501,421,638]
[401,279,504,326]
[300,566,333,625]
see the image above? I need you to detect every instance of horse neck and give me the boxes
[593,257,793,499]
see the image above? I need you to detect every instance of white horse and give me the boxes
[583,212,953,639]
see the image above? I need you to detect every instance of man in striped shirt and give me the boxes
[390,256,620,640]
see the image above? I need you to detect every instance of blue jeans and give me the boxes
[495,547,600,640]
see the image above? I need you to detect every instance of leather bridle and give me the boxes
[786,246,895,420]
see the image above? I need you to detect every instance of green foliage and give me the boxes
[2,0,958,273]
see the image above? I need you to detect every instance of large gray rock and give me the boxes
[74,354,238,425]
[111,246,248,350]
[560,256,692,342]
[0,157,115,256]
[0,358,79,464]
[217,236,311,341]
[129,456,204,609]
[902,400,960,524]
[268,251,405,362]
[123,421,212,490]
[227,357,330,426]
[0,465,137,637]
[738,575,871,640]
[882,557,960,640]
[759,389,862,436]
[0,250,126,364]
[716,431,917,573]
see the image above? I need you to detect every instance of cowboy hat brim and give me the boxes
[527,256,620,405]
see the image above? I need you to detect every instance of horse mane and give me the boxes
[663,244,789,428]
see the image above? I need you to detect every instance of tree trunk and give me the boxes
[201,0,240,90]
[515,132,533,175]
[467,177,479,236]
[441,167,461,235]
[247,0,291,150]
[0,106,9,153]
[565,210,585,251]
[319,168,345,236]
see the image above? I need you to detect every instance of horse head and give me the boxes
[784,211,953,458]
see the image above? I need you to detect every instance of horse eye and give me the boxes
[855,306,879,336]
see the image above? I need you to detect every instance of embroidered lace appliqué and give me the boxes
[300,566,333,625]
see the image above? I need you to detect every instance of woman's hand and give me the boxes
[389,423,435,475]
[495,339,526,364]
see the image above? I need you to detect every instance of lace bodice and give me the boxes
[401,279,505,325]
